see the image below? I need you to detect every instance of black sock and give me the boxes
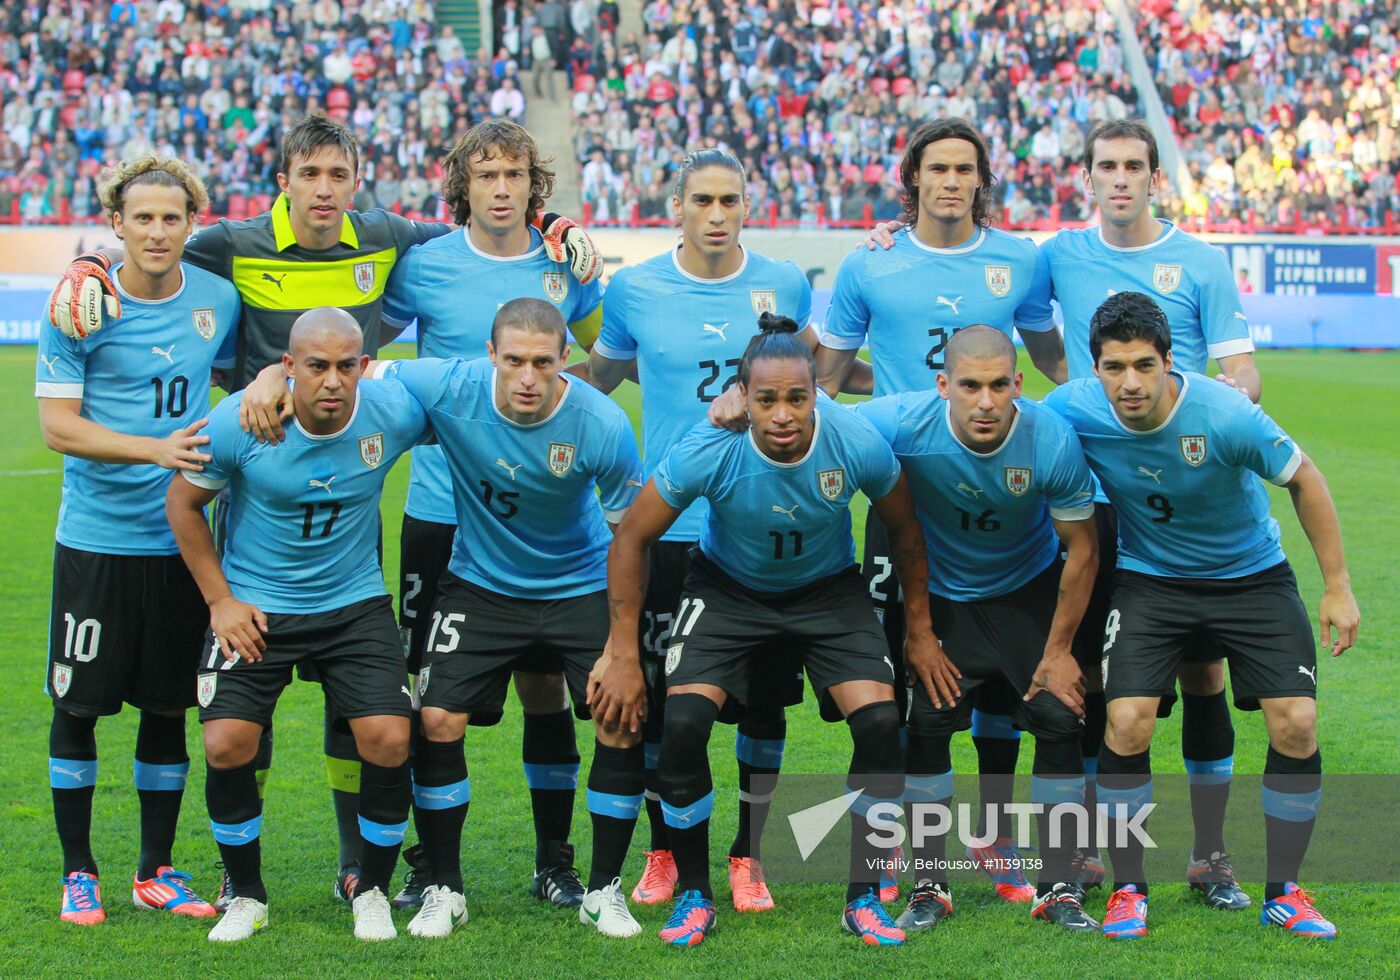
[1181,691,1234,859]
[1263,746,1322,901]
[642,740,668,851]
[207,761,266,903]
[586,740,645,890]
[658,693,719,898]
[1030,738,1085,890]
[730,711,786,859]
[1081,692,1106,835]
[905,731,953,889]
[971,709,1020,841]
[1097,744,1151,895]
[50,708,99,877]
[253,724,273,799]
[522,708,580,870]
[411,736,469,893]
[846,701,903,902]
[324,704,361,870]
[356,760,411,896]
[133,711,190,879]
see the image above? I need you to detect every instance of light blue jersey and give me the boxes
[375,356,642,599]
[823,226,1055,397]
[382,226,605,525]
[1042,221,1253,380]
[185,382,429,613]
[654,406,900,592]
[36,263,240,555]
[1043,373,1301,580]
[594,245,812,542]
[855,394,1095,600]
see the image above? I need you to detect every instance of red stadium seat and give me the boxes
[868,77,889,95]
[62,70,85,94]
[326,87,351,110]
[226,194,248,220]
[891,77,913,96]
[574,73,595,92]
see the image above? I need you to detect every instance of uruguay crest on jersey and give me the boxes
[818,467,845,500]
[52,663,71,698]
[417,665,430,697]
[543,271,568,303]
[750,289,777,316]
[354,261,375,294]
[1180,434,1207,466]
[985,265,1011,298]
[359,432,384,468]
[1004,466,1031,496]
[197,673,217,707]
[548,441,576,477]
[192,307,216,340]
[1153,263,1182,295]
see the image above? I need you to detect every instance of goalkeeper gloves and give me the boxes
[539,212,603,285]
[49,252,122,339]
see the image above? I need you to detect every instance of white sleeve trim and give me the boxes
[816,329,864,350]
[370,360,394,380]
[1208,337,1255,359]
[182,470,228,490]
[603,506,630,524]
[381,312,411,330]
[35,382,84,398]
[1015,316,1057,333]
[591,338,637,361]
[1049,503,1095,522]
[1268,447,1303,486]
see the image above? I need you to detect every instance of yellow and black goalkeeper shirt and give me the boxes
[184,193,452,389]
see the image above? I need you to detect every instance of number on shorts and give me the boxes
[428,611,465,653]
[643,610,675,655]
[867,555,893,601]
[1102,608,1122,653]
[62,613,101,663]
[401,573,423,619]
[672,597,707,639]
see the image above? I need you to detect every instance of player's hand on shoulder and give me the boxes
[49,252,122,339]
[1213,372,1247,394]
[863,220,904,251]
[1318,587,1359,657]
[587,637,646,733]
[905,631,960,709]
[152,417,213,472]
[1025,646,1086,717]
[706,383,750,432]
[240,363,294,443]
[210,596,268,664]
[540,211,603,285]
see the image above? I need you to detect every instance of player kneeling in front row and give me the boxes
[366,299,647,938]
[854,326,1100,932]
[603,314,939,947]
[167,309,429,942]
[1043,292,1359,940]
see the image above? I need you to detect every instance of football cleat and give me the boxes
[352,886,397,941]
[1186,852,1251,910]
[208,896,268,942]
[392,843,431,910]
[842,889,906,946]
[334,863,361,904]
[1069,847,1106,890]
[878,845,902,902]
[966,839,1035,902]
[60,872,105,925]
[406,884,467,938]
[212,862,234,912]
[1102,885,1148,940]
[895,881,953,931]
[579,877,642,937]
[659,889,716,947]
[132,866,218,918]
[631,849,677,905]
[1260,882,1337,939]
[532,843,585,909]
[1031,882,1099,932]
[728,856,774,912]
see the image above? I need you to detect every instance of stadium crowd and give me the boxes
[1138,0,1400,231]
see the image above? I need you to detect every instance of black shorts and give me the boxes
[643,540,804,729]
[910,561,1082,742]
[399,514,456,676]
[196,595,412,727]
[663,554,895,715]
[1100,561,1317,711]
[46,544,208,716]
[417,572,605,726]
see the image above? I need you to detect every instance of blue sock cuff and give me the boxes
[970,710,1020,741]
[134,760,190,792]
[1261,785,1321,822]
[211,815,262,846]
[735,733,786,768]
[661,791,714,829]
[587,789,644,819]
[1032,775,1086,807]
[1097,778,1153,818]
[49,757,97,789]
[904,770,954,804]
[523,761,580,790]
[412,777,471,810]
[1184,755,1234,785]
[358,814,409,846]
[846,784,901,819]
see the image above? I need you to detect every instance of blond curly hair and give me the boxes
[98,156,210,218]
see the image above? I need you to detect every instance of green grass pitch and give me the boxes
[0,344,1396,975]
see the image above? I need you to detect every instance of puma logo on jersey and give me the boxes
[308,476,336,494]
[936,295,963,315]
[1106,288,1118,297]
[662,476,682,495]
[40,354,59,375]
[626,479,643,488]
[151,345,175,363]
[1137,467,1162,484]
[703,322,729,341]
[1234,311,1248,321]
[1273,436,1288,447]
[956,483,983,498]
[1298,664,1316,684]
[496,458,522,479]
[262,272,287,291]
[772,504,799,520]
